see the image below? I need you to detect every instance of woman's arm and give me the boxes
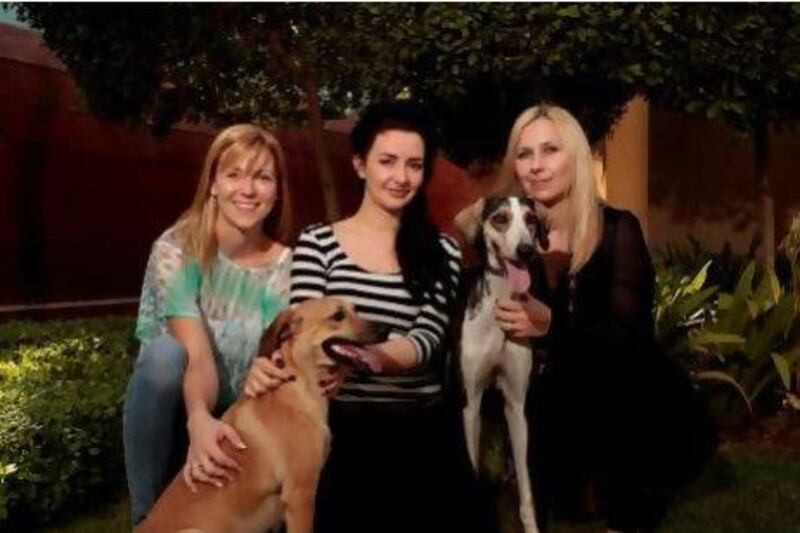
[374,235,463,373]
[157,251,246,491]
[168,318,246,492]
[170,318,218,422]
[573,210,656,356]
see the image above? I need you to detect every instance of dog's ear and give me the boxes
[453,198,485,244]
[535,215,550,251]
[519,196,550,251]
[258,308,298,358]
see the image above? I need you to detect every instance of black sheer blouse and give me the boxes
[536,206,656,373]
[527,205,715,525]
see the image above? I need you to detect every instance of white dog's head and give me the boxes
[456,196,549,294]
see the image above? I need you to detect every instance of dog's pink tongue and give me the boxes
[506,261,531,295]
[335,345,383,373]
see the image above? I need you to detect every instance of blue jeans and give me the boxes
[123,334,187,526]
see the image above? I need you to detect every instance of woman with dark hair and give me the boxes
[247,101,489,532]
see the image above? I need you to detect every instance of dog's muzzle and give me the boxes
[321,337,383,373]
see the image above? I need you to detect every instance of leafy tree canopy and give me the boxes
[12,4,800,167]
[12,3,673,164]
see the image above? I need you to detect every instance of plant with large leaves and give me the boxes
[657,259,800,419]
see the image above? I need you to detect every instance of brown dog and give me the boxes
[138,298,376,533]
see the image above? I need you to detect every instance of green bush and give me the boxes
[656,259,800,425]
[0,317,136,527]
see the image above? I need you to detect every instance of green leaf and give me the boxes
[692,370,753,414]
[771,352,792,390]
[557,5,581,18]
[744,293,796,360]
[673,286,718,324]
[686,260,712,294]
[690,331,746,347]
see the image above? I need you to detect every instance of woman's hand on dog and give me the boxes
[495,294,552,339]
[243,351,296,398]
[319,365,351,397]
[183,411,246,493]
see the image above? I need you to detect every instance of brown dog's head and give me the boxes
[257,298,379,385]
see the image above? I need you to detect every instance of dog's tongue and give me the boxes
[506,260,531,295]
[333,344,383,373]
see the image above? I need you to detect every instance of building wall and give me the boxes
[648,105,800,258]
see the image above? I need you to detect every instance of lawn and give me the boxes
[40,445,800,533]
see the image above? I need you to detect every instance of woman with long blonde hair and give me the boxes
[123,124,294,526]
[487,104,715,532]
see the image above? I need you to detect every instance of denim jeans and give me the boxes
[123,334,187,526]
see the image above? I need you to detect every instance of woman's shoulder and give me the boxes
[297,222,335,243]
[438,231,462,261]
[146,227,186,265]
[602,205,644,236]
[153,226,181,249]
[599,205,650,262]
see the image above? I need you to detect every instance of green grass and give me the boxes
[39,496,130,533]
[36,448,800,533]
[659,450,800,533]
[493,445,800,533]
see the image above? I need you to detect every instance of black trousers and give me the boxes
[528,350,716,532]
[315,400,497,533]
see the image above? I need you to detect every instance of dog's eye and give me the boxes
[524,212,537,227]
[330,308,347,322]
[491,213,509,226]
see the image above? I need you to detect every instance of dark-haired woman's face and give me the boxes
[354,129,425,214]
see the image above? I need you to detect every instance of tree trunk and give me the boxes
[302,72,341,222]
[755,125,774,268]
[266,30,341,222]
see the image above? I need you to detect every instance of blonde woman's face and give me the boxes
[211,147,278,235]
[514,118,574,207]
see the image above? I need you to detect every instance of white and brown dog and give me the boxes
[456,196,548,533]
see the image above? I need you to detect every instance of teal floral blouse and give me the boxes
[135,228,291,408]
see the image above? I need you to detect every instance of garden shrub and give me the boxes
[655,258,800,426]
[0,317,136,527]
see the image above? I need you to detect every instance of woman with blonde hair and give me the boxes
[488,104,715,532]
[123,124,294,525]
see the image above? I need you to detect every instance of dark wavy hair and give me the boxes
[350,101,455,305]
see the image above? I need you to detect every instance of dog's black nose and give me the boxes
[517,243,535,261]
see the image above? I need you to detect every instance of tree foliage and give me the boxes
[12,4,669,164]
[12,4,800,169]
[646,4,800,133]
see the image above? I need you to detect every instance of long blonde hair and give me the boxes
[173,124,293,269]
[495,104,601,274]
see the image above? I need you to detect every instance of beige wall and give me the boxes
[604,96,650,235]
[601,99,800,260]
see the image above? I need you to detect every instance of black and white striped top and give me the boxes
[290,223,462,404]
